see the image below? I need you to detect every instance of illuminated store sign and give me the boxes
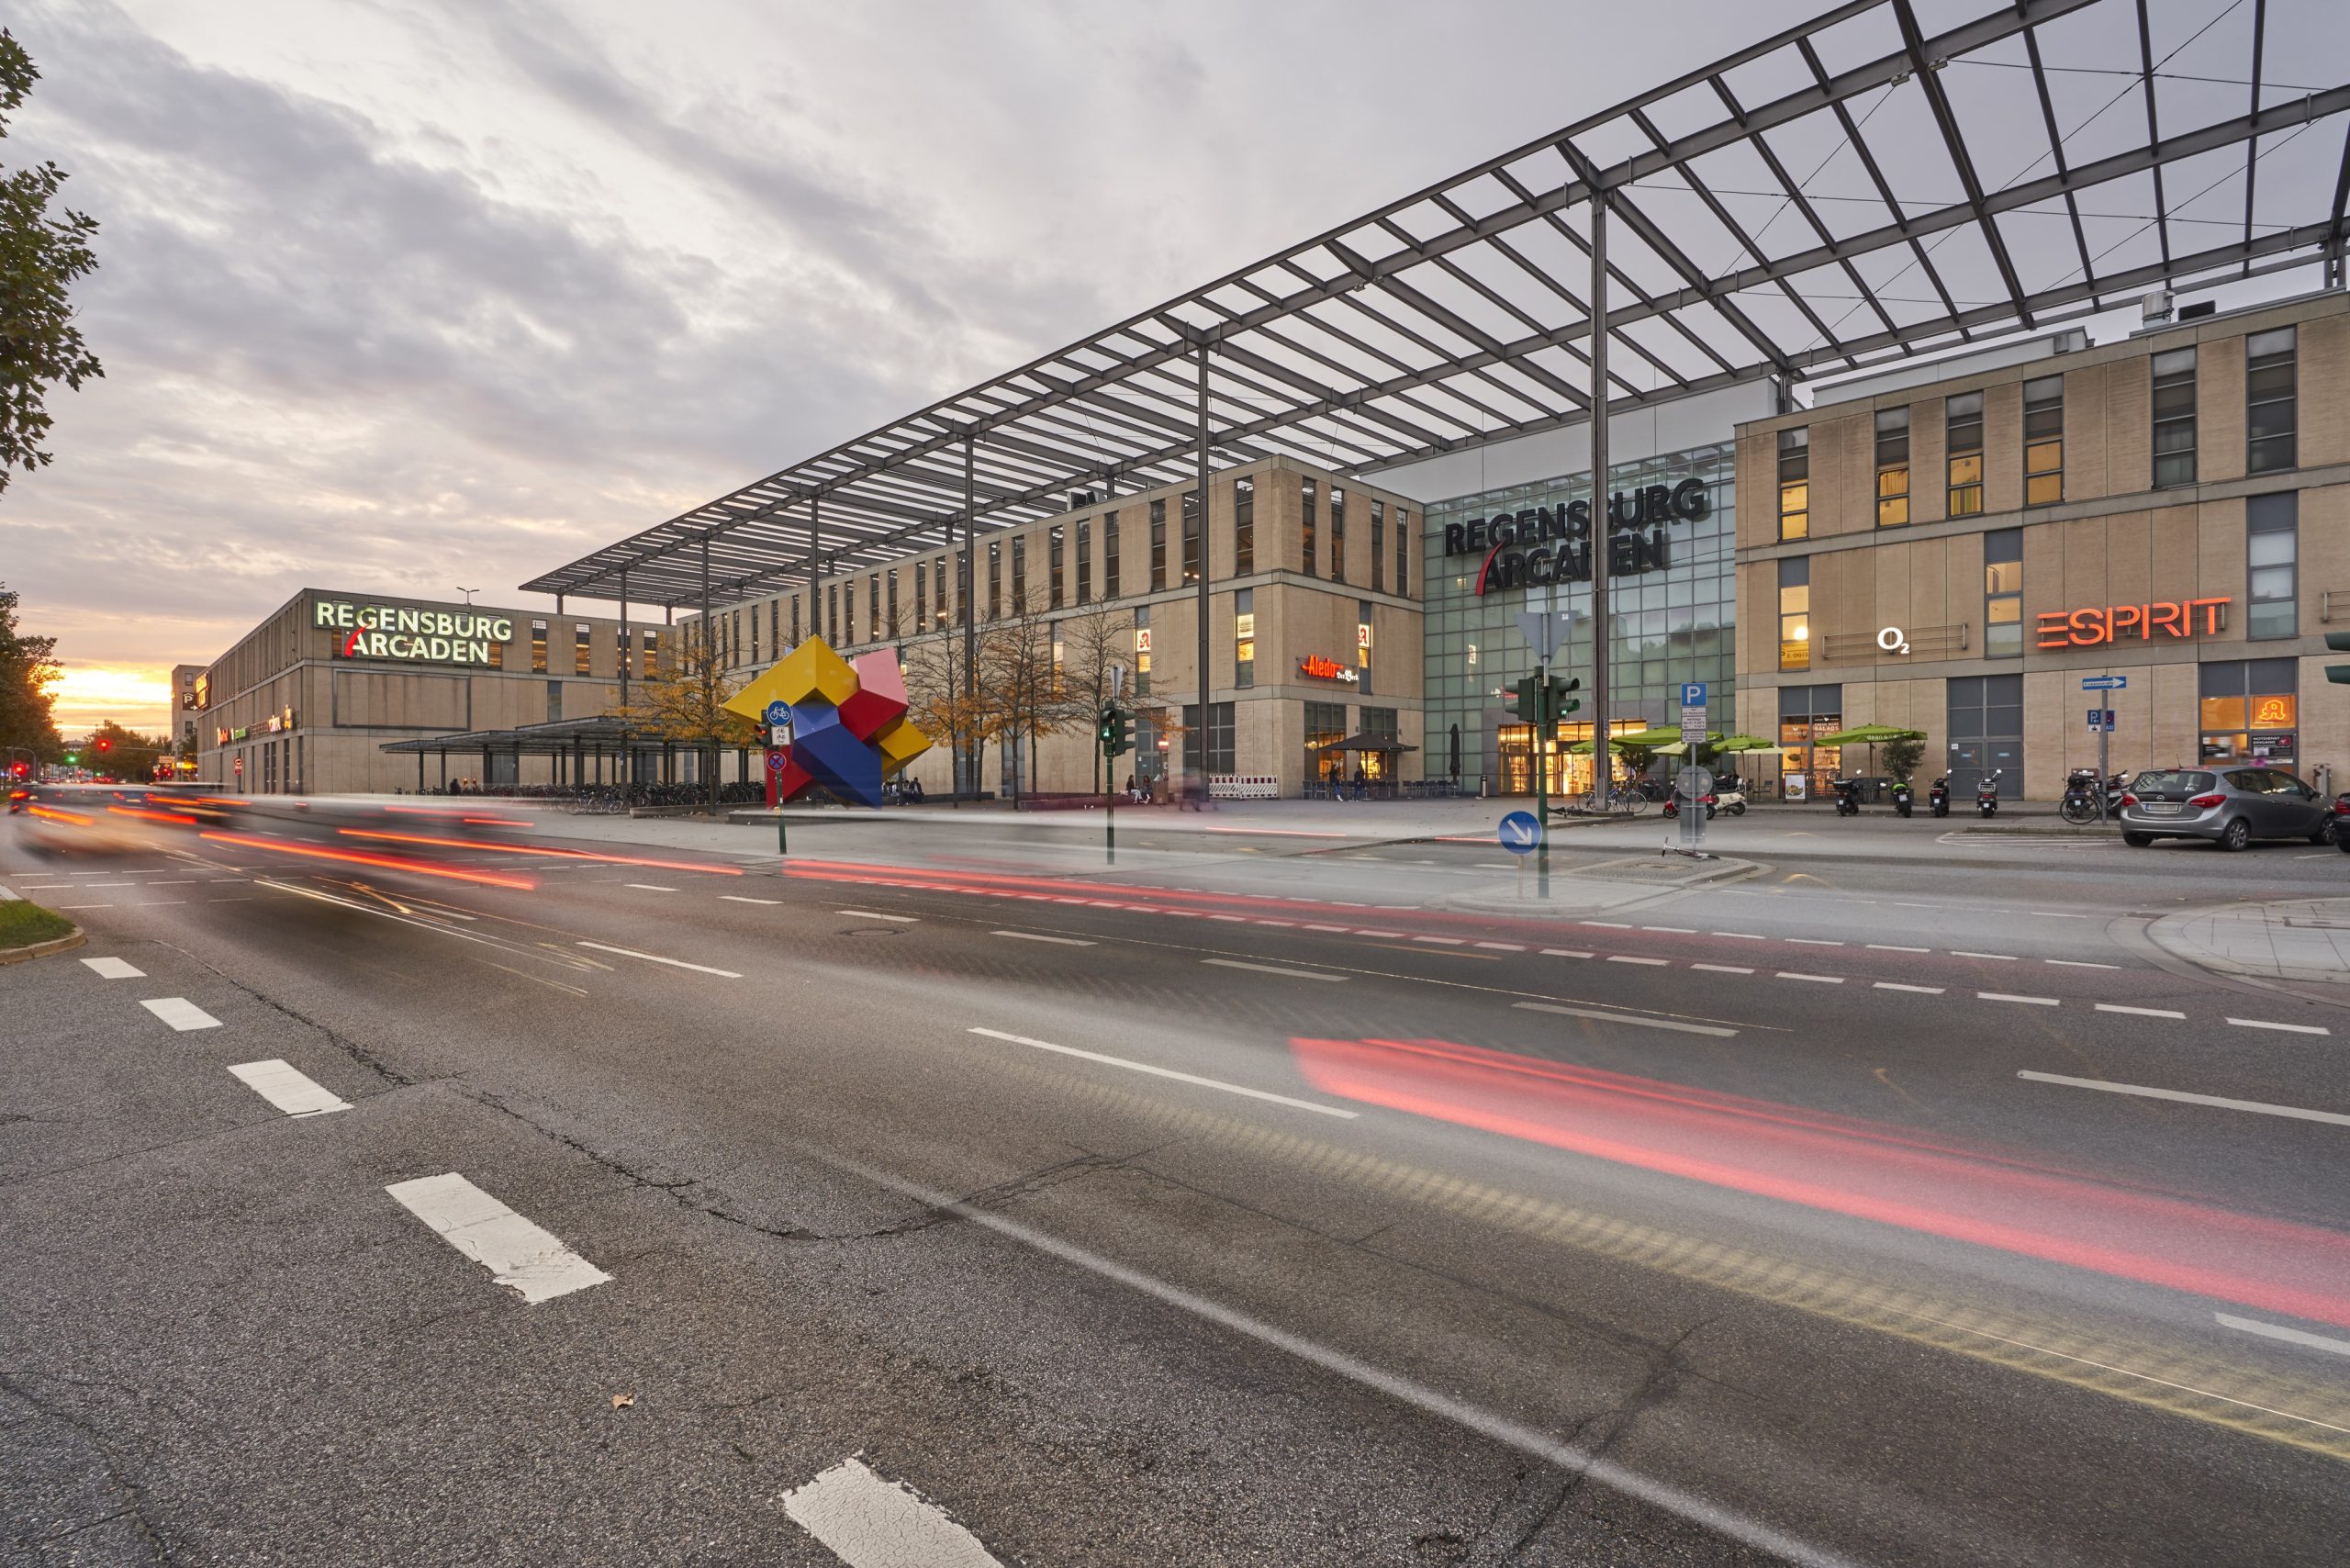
[1442,477,1710,597]
[2034,597,2229,649]
[1299,655,1360,685]
[316,599,512,665]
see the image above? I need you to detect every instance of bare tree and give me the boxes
[901,628,995,804]
[612,622,755,812]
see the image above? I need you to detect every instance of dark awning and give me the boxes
[1318,733,1418,753]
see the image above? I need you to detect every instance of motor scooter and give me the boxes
[1712,781,1749,816]
[1975,768,2003,819]
[1830,777,1863,817]
[1661,790,1717,821]
[1890,779,1914,819]
[1928,776,1950,818]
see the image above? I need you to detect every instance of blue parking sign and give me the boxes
[1682,682,1707,707]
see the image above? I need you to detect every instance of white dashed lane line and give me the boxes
[2098,1003,2186,1019]
[228,1059,351,1117]
[1952,951,2019,961]
[140,998,220,1032]
[384,1172,611,1304]
[2216,1314,2350,1359]
[1514,1001,1738,1038]
[1201,958,1346,983]
[783,1455,1008,1568]
[575,940,742,978]
[1608,955,1668,967]
[1777,972,1843,984]
[1692,963,1753,975]
[720,895,782,905]
[968,1026,1355,1117]
[624,883,677,892]
[1981,992,2060,1007]
[989,930,1095,946]
[2019,1070,2350,1127]
[837,910,918,922]
[2227,1017,2331,1036]
[80,956,143,980]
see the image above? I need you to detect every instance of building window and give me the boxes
[1357,599,1372,697]
[1874,409,1909,527]
[575,623,593,676]
[2246,491,2297,641]
[1181,488,1201,585]
[913,564,926,631]
[1778,683,1845,802]
[1302,477,1318,575]
[1394,508,1410,598]
[547,679,564,723]
[1234,477,1254,577]
[989,540,1002,620]
[1777,557,1809,670]
[1076,521,1092,604]
[2152,346,2197,488]
[1329,486,1347,580]
[1304,700,1346,782]
[1234,588,1255,689]
[1984,527,2022,658]
[1946,392,1984,517]
[827,583,838,644]
[789,596,800,644]
[1134,604,1151,696]
[2199,656,2299,767]
[1370,499,1385,592]
[768,599,779,655]
[2245,327,2296,475]
[1011,537,1026,615]
[845,582,856,646]
[531,619,548,673]
[887,570,900,638]
[1149,498,1168,592]
[2022,375,2063,505]
[1048,525,1064,610]
[641,630,658,678]
[1104,510,1121,599]
[1182,702,1236,777]
[1777,428,1808,540]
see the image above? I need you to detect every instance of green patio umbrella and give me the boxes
[1715,734,1776,752]
[1810,723,1926,778]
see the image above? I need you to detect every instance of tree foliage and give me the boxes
[611,624,755,810]
[0,580,61,756]
[0,30,104,496]
[1881,734,1926,785]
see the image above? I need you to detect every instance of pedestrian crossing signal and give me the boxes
[1100,702,1135,758]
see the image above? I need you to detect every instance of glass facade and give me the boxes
[1420,442,1735,795]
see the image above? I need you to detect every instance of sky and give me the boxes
[4,0,2339,734]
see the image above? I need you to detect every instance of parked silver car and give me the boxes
[2119,767,2335,851]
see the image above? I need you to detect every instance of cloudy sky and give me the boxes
[5,0,2336,733]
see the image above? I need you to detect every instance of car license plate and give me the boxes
[2141,802,2181,815]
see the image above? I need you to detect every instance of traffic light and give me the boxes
[96,737,111,753]
[1100,701,1135,758]
[62,751,77,765]
[2328,630,2350,685]
[1550,675,1583,716]
[1509,676,1541,722]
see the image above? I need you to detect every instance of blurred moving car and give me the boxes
[2118,767,2335,851]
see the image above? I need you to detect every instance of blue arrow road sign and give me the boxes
[1498,810,1542,855]
[1682,682,1707,707]
[763,700,792,726]
[2081,676,2126,690]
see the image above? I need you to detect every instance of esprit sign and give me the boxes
[1442,477,1710,597]
[316,599,513,665]
[2034,597,2229,649]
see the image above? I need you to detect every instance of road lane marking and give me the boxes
[1981,992,2059,1006]
[1785,937,1844,946]
[2097,1003,2186,1019]
[1353,929,1404,938]
[1540,947,1593,958]
[2032,912,2093,919]
[1253,919,1295,927]
[1582,920,1632,929]
[80,957,144,980]
[1514,1002,1738,1037]
[837,910,918,922]
[2227,1018,2330,1036]
[2046,959,2120,969]
[2019,1070,2350,1127]
[1202,958,1346,983]
[574,940,742,978]
[2216,1315,2350,1359]
[1692,963,1753,975]
[968,1027,1355,1117]
[1642,925,1695,934]
[1866,944,1929,953]
[834,1158,1853,1568]
[989,930,1096,946]
[1304,923,1350,932]
[1953,951,2018,961]
[228,1059,351,1117]
[721,894,782,905]
[782,1456,1006,1568]
[384,1173,611,1304]
[1776,972,1842,984]
[1608,955,1668,966]
[1474,941,1525,951]
[1412,935,1466,946]
[140,998,219,1031]
[624,883,677,892]
[54,903,112,910]
[1874,982,1944,993]
[1712,931,1768,940]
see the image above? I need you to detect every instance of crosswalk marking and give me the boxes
[140,997,219,1031]
[783,1457,1006,1568]
[385,1172,610,1304]
[228,1059,351,1117]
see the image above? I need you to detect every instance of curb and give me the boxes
[2146,897,2350,988]
[0,925,87,966]
[1437,856,1766,918]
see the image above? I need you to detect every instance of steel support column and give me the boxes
[618,569,630,712]
[1587,192,1610,812]
[1194,342,1212,807]
[962,432,978,801]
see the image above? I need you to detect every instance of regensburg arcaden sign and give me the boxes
[1443,476,1710,596]
[316,599,513,665]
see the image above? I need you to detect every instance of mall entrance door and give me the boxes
[1946,674,2023,799]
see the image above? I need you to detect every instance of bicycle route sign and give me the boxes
[1498,810,1542,855]
[763,700,792,727]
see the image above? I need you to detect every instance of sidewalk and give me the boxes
[2149,898,2350,987]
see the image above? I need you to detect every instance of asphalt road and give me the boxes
[5,797,2348,1566]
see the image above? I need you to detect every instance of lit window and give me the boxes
[1984,528,2022,658]
[1234,588,1255,689]
[1234,479,1254,577]
[1874,409,1909,528]
[2023,376,2063,506]
[1946,392,1983,518]
[1776,429,1808,540]
[1778,557,1809,670]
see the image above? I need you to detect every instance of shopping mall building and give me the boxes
[186,5,2346,805]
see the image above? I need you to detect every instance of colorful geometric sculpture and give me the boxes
[724,637,932,808]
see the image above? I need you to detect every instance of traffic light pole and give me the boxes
[1533,660,1550,899]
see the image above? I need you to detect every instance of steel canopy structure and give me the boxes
[524,0,2350,611]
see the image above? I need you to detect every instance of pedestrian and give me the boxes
[1352,765,1367,801]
